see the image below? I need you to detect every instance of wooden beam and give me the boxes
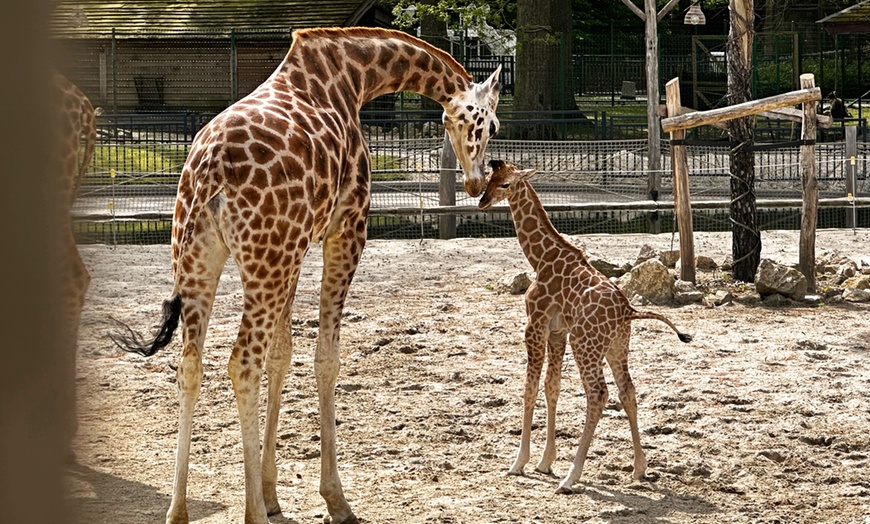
[661,84,821,133]
[798,73,818,293]
[657,0,679,21]
[661,104,831,129]
[759,107,833,128]
[77,196,870,222]
[660,104,730,130]
[665,78,696,283]
[620,0,645,20]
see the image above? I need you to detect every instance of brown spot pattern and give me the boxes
[158,27,502,524]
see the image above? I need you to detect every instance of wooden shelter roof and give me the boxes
[818,0,870,35]
[52,0,378,39]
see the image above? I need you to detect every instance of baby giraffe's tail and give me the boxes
[629,310,693,343]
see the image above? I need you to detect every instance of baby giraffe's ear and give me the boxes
[520,168,537,180]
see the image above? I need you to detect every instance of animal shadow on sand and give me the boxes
[66,463,273,523]
[516,472,719,523]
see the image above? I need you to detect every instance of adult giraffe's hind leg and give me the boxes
[261,279,300,515]
[228,244,298,524]
[166,220,230,524]
[316,216,366,524]
[536,329,566,475]
[606,323,647,480]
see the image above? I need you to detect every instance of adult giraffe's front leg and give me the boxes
[316,215,366,524]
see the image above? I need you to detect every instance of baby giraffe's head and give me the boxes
[478,160,537,211]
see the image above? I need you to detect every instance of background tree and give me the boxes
[513,0,576,138]
[417,1,450,114]
[727,0,760,282]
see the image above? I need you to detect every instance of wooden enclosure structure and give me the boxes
[660,74,826,289]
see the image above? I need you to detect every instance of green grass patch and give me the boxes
[371,154,408,181]
[90,144,188,176]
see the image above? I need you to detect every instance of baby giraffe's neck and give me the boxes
[507,180,588,273]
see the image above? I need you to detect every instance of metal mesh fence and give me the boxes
[59,27,870,114]
[73,117,870,244]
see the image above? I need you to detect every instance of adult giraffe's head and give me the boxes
[442,65,502,197]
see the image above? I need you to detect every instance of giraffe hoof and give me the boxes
[635,470,659,483]
[555,485,575,495]
[323,513,360,524]
[534,465,553,475]
[507,468,524,476]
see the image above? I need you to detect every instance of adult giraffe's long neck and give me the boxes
[277,28,473,115]
[508,181,588,273]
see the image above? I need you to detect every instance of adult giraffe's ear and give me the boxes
[479,65,502,106]
[520,168,537,180]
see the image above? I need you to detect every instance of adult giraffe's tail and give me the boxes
[110,136,226,358]
[628,310,693,343]
[109,295,182,357]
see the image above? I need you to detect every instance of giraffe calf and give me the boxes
[479,160,692,494]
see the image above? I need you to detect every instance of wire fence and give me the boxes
[73,115,870,245]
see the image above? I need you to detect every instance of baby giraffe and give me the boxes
[479,160,692,494]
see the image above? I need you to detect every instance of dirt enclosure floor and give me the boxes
[69,230,870,524]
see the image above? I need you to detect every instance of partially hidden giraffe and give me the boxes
[55,73,97,448]
[112,27,501,524]
[478,160,691,494]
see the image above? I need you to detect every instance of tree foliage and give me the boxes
[382,0,516,34]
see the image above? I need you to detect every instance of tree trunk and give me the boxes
[514,0,576,139]
[727,0,761,283]
[419,4,449,114]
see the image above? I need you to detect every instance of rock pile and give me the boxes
[493,244,870,306]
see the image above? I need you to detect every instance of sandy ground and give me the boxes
[68,229,870,524]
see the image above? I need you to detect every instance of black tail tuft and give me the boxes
[109,295,182,357]
[678,333,693,343]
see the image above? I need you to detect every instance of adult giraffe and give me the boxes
[55,73,96,452]
[113,27,501,524]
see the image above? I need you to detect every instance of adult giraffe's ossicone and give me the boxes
[110,27,501,524]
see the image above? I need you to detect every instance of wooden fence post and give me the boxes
[644,0,662,235]
[438,132,457,240]
[665,78,696,283]
[845,125,857,229]
[620,0,680,235]
[799,73,818,293]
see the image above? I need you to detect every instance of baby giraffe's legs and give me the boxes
[536,330,567,474]
[508,320,548,475]
[605,324,647,479]
[556,338,608,494]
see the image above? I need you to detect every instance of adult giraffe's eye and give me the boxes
[489,122,497,137]
[500,183,510,189]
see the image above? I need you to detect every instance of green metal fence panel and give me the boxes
[60,27,870,244]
